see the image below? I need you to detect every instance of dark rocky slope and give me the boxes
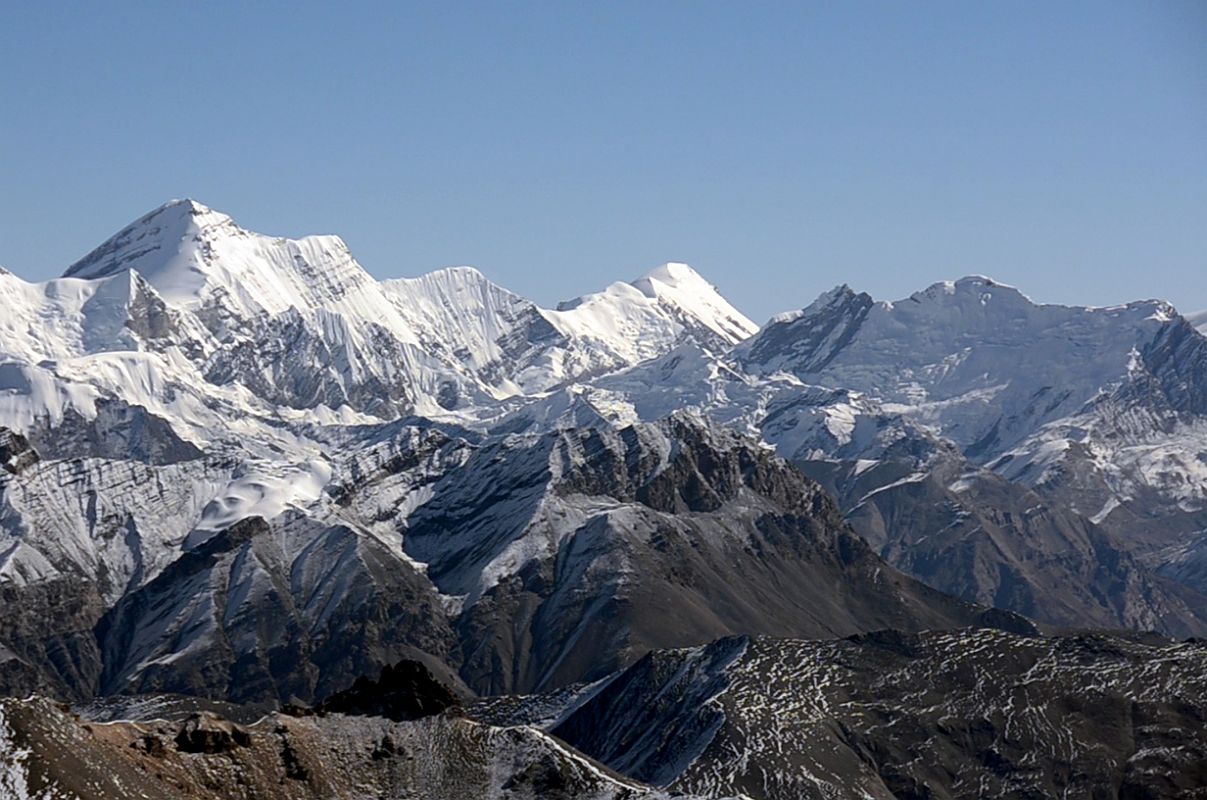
[95,515,460,705]
[513,630,1207,799]
[404,415,1033,695]
[800,450,1207,637]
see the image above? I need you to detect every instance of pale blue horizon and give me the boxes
[2,1,1204,323]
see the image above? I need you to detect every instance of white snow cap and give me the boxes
[631,262,759,342]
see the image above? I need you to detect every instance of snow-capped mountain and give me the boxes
[45,199,756,422]
[496,319,1207,635]
[736,276,1187,455]
[4,198,1207,799]
[1189,308,1207,334]
[3,199,1207,704]
[379,261,755,397]
[734,278,1207,555]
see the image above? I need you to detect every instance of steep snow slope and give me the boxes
[381,267,563,396]
[63,205,755,373]
[630,263,757,344]
[0,265,234,434]
[64,200,422,342]
[556,261,757,356]
[1188,308,1207,334]
[381,261,757,396]
[61,199,498,416]
[0,268,204,362]
[7,201,753,424]
[548,263,754,368]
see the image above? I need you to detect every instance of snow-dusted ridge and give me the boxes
[4,197,1207,714]
[737,276,1207,497]
[4,199,1204,552]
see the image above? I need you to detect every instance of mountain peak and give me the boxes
[737,283,875,373]
[808,283,862,309]
[159,197,218,216]
[763,284,869,326]
[61,198,240,304]
[633,261,702,287]
[629,262,757,343]
[112,197,231,237]
[906,275,1031,308]
[61,198,382,324]
[382,266,533,314]
[955,274,1009,288]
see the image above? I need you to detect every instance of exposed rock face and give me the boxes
[95,515,460,705]
[7,628,1206,800]
[0,428,38,475]
[3,411,1033,704]
[174,712,252,753]
[0,695,680,800]
[474,630,1207,800]
[406,414,1031,696]
[0,578,106,702]
[201,308,421,417]
[737,285,874,373]
[551,636,748,788]
[799,450,1207,637]
[26,400,203,465]
[1129,313,1207,416]
[316,659,460,722]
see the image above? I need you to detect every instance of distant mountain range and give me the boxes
[2,200,1206,798]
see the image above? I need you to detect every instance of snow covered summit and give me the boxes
[3,200,759,430]
[65,198,423,344]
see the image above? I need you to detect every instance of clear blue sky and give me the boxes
[2,1,1204,322]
